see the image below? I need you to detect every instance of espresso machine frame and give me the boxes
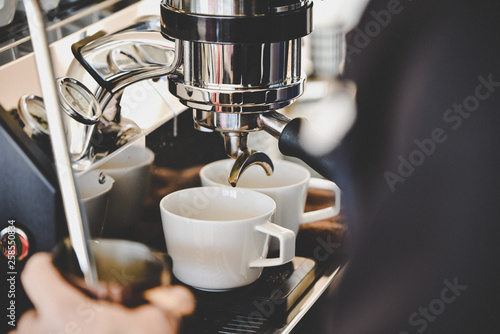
[0,1,345,332]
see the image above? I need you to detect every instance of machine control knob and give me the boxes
[1,226,30,261]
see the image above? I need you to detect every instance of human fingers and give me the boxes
[10,309,40,334]
[21,253,89,314]
[144,285,196,317]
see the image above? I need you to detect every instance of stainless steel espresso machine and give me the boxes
[0,0,347,332]
[67,0,317,185]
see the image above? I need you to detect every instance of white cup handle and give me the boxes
[301,178,341,224]
[249,221,295,268]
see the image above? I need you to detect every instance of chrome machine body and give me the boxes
[162,0,312,185]
[68,0,313,185]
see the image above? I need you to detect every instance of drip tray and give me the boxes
[179,257,318,333]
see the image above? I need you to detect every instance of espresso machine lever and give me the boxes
[68,18,182,112]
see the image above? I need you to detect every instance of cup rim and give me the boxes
[160,186,276,223]
[200,158,311,190]
[96,145,155,172]
[76,171,115,199]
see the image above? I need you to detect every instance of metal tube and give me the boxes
[23,0,97,287]
[258,110,292,139]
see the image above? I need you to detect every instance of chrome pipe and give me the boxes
[23,0,97,287]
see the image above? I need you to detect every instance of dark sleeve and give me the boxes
[312,1,500,333]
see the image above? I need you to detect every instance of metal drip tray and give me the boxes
[180,257,342,334]
[126,165,346,334]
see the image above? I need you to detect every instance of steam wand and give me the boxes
[23,0,97,287]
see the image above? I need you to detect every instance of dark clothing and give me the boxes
[316,0,500,333]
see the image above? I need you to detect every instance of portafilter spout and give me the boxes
[223,132,274,187]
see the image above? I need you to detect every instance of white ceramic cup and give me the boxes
[76,170,114,237]
[200,159,341,249]
[95,145,155,234]
[159,186,295,291]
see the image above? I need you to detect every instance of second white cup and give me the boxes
[95,145,155,234]
[76,170,114,237]
[200,159,341,249]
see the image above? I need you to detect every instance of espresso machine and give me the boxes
[0,0,349,331]
[66,0,321,185]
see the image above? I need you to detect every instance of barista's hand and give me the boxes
[11,253,195,334]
